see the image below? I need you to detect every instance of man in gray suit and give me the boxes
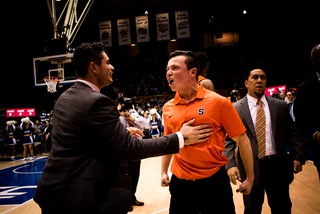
[34,42,213,214]
[224,68,305,214]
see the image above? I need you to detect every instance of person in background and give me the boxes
[294,44,320,179]
[286,91,295,122]
[279,91,286,102]
[20,117,35,161]
[142,111,151,139]
[6,121,16,159]
[224,68,305,214]
[228,89,241,103]
[196,52,214,91]
[149,108,160,138]
[0,132,10,156]
[34,129,43,154]
[44,120,52,153]
[118,99,149,210]
[33,120,42,137]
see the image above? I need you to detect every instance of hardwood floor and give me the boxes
[1,157,319,214]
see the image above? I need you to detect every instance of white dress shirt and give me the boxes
[77,79,100,92]
[247,94,276,156]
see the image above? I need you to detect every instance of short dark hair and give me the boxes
[73,42,105,77]
[169,50,199,79]
[195,52,208,73]
[246,68,266,80]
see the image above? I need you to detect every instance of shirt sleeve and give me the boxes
[220,98,246,138]
[176,131,184,148]
[163,107,173,136]
[132,113,149,128]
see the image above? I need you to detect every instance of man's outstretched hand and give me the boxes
[127,127,144,138]
[180,118,213,146]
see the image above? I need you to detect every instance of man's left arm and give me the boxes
[220,99,254,195]
[231,132,254,195]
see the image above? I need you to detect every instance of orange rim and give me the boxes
[43,76,59,84]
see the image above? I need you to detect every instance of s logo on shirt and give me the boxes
[198,108,204,116]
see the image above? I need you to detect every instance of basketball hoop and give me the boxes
[43,76,59,93]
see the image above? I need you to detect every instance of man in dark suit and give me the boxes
[294,44,320,179]
[33,42,213,214]
[224,68,305,214]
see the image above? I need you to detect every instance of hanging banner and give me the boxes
[117,18,131,46]
[156,13,170,41]
[99,21,112,47]
[175,10,190,39]
[135,15,150,43]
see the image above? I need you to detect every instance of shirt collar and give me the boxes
[77,79,100,92]
[173,84,205,105]
[247,93,267,106]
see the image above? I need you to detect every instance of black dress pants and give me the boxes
[169,166,235,214]
[243,155,292,214]
[127,160,141,203]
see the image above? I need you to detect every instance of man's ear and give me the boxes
[244,80,248,87]
[190,68,197,78]
[89,62,97,74]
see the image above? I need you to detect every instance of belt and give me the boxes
[259,154,277,161]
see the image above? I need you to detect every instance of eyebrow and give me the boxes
[252,74,266,78]
[166,64,178,71]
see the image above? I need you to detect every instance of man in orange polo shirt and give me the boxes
[161,50,254,214]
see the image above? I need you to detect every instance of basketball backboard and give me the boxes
[33,53,77,87]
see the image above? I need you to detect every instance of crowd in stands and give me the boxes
[0,83,300,160]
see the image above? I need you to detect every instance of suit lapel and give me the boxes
[239,96,256,138]
[265,96,276,138]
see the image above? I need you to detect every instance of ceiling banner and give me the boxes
[135,15,150,43]
[117,18,131,46]
[99,21,112,47]
[156,13,170,41]
[175,10,190,39]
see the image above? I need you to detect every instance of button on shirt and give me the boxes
[247,94,276,156]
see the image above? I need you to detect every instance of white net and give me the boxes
[43,77,59,93]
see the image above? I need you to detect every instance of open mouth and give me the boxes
[168,79,174,85]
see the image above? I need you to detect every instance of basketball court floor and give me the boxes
[0,156,319,214]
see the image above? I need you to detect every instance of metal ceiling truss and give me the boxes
[45,0,94,48]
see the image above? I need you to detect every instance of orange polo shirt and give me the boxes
[163,84,246,180]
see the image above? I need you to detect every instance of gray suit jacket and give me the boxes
[34,82,180,214]
[224,95,305,186]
